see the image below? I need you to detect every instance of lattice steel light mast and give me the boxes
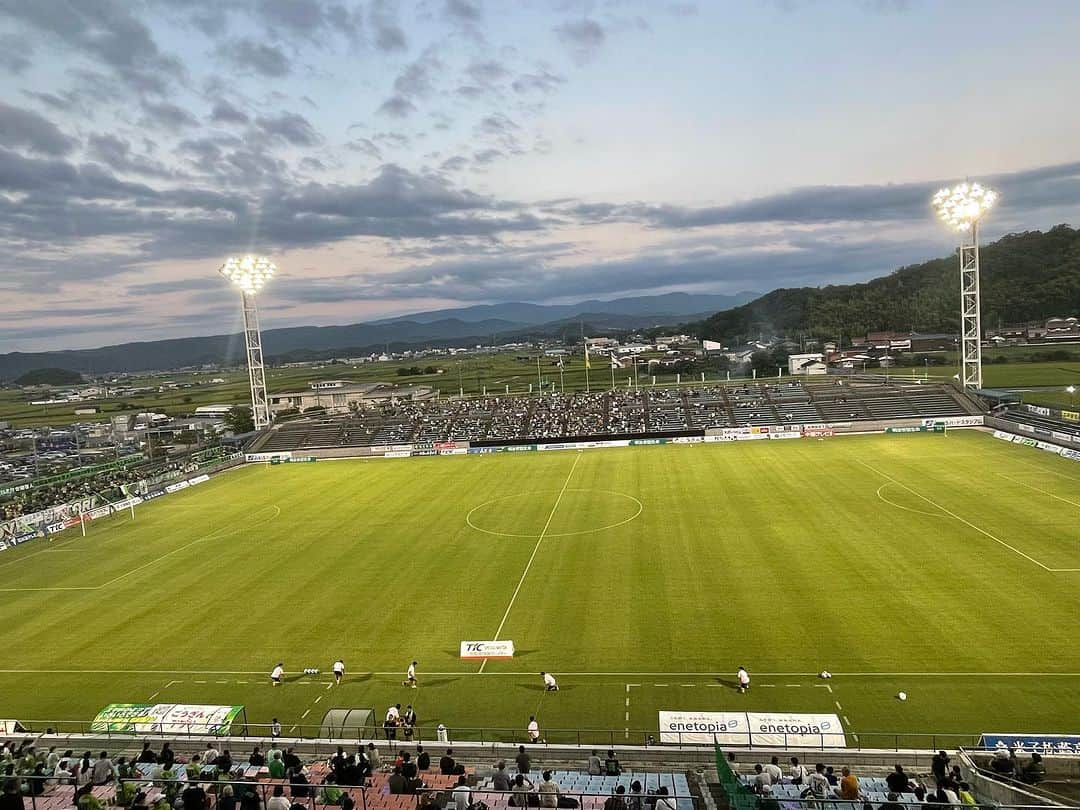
[931,182,998,390]
[219,255,277,430]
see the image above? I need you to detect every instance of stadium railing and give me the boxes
[4,720,988,752]
[5,775,703,810]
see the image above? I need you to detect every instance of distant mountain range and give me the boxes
[0,291,758,379]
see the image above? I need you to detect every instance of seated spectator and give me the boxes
[239,786,263,810]
[838,767,861,800]
[1021,753,1046,786]
[185,755,202,781]
[627,781,645,810]
[267,786,290,810]
[440,750,464,776]
[342,756,363,786]
[604,786,627,810]
[654,787,676,810]
[401,753,417,782]
[137,744,156,765]
[753,765,771,792]
[763,757,783,785]
[879,792,905,810]
[417,746,430,772]
[539,771,560,808]
[249,747,265,768]
[886,766,911,795]
[283,749,301,772]
[957,782,976,806]
[388,767,406,795]
[587,752,602,776]
[825,766,838,787]
[218,786,237,810]
[159,745,174,769]
[181,782,207,810]
[217,750,234,775]
[26,765,45,797]
[1,782,23,810]
[452,775,471,810]
[511,774,535,808]
[604,751,621,776]
[289,768,310,798]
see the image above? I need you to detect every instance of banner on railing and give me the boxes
[659,710,845,747]
[91,703,244,736]
[980,733,1080,754]
[459,640,515,659]
[245,452,292,462]
[922,416,983,427]
[0,720,22,734]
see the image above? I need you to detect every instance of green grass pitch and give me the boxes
[2,431,1079,746]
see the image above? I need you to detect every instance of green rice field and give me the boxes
[1,430,1079,747]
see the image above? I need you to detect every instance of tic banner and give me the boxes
[459,640,515,659]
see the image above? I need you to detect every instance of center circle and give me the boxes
[466,488,644,538]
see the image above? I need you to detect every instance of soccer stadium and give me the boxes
[4,4,1080,810]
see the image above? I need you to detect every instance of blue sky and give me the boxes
[1,0,1079,351]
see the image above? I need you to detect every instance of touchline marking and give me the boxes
[858,460,1080,573]
[479,453,581,674]
[5,668,1080,677]
[997,473,1080,509]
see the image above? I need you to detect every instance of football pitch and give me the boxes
[2,431,1079,747]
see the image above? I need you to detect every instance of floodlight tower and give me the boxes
[931,182,998,390]
[218,255,277,430]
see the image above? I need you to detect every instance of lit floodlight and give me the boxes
[931,182,998,231]
[219,255,277,295]
[931,181,999,391]
[217,254,277,430]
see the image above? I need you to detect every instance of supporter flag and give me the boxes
[584,343,591,370]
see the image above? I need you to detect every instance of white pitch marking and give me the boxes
[194,680,207,684]
[315,696,323,704]
[326,682,334,690]
[843,715,851,725]
[681,683,695,687]
[479,453,581,673]
[825,684,833,693]
[147,692,160,701]
[996,473,1080,509]
[301,710,311,719]
[625,698,630,707]
[835,701,843,710]
[785,683,801,687]
[3,668,1080,677]
[858,460,1076,572]
[654,683,669,687]
[216,680,228,684]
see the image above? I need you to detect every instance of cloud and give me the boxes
[0,0,186,94]
[444,0,482,23]
[369,0,407,51]
[467,59,508,86]
[219,37,292,78]
[554,18,606,65]
[347,138,384,160]
[0,101,77,155]
[473,148,502,165]
[140,101,199,130]
[209,98,250,126]
[377,94,418,118]
[86,133,172,177]
[440,155,469,172]
[0,32,32,73]
[254,111,321,146]
[511,69,565,94]
[393,51,443,98]
[254,0,363,41]
[665,2,698,15]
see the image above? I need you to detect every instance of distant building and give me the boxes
[195,404,237,417]
[269,383,436,415]
[985,316,1079,343]
[787,353,827,375]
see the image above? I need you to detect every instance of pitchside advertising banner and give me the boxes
[658,711,846,747]
[980,733,1080,755]
[459,640,515,659]
[91,703,244,736]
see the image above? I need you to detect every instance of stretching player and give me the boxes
[333,659,345,685]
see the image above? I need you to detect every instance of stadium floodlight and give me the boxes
[218,255,277,431]
[932,182,998,390]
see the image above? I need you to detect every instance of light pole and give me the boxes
[218,255,277,430]
[931,182,998,390]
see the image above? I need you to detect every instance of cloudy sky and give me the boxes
[2,0,1080,352]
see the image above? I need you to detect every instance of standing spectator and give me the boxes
[493,762,511,791]
[452,775,471,810]
[283,749,302,772]
[385,705,401,740]
[268,753,285,779]
[402,706,417,741]
[931,752,950,785]
[586,752,602,776]
[366,743,382,772]
[528,716,541,744]
[515,746,531,775]
[181,781,207,810]
[1,781,23,810]
[1021,754,1046,786]
[204,744,220,766]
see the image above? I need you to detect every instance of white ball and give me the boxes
[819,670,832,679]
[897,691,907,701]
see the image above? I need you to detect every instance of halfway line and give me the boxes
[479,453,581,674]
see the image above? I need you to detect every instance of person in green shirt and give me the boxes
[268,753,286,779]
